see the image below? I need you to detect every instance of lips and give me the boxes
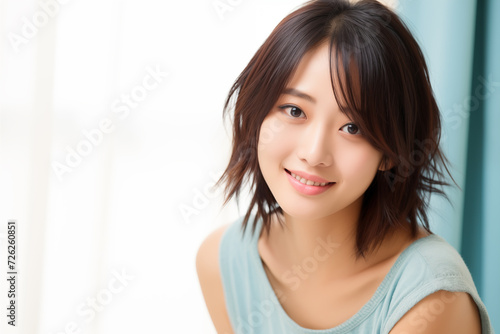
[285,169,335,196]
[285,168,334,186]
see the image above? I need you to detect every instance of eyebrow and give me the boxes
[283,88,316,104]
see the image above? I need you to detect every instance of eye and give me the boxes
[340,123,361,135]
[278,105,306,118]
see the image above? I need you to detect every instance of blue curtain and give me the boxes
[398,0,500,329]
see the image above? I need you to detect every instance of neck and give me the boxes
[263,197,367,286]
[282,203,359,261]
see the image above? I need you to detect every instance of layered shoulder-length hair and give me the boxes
[217,0,451,257]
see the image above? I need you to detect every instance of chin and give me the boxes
[276,200,336,222]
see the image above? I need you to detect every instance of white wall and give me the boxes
[0,0,309,333]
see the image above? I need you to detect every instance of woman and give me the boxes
[196,0,493,332]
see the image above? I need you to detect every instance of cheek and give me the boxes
[336,144,382,182]
[258,116,294,158]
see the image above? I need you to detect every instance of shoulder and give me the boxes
[408,234,470,273]
[196,224,233,334]
[392,234,476,288]
[196,224,231,275]
[389,290,481,334]
[384,234,485,333]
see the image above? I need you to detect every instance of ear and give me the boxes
[378,157,394,171]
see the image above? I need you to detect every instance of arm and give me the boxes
[389,290,482,334]
[196,224,234,334]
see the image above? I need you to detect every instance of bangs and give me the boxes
[325,9,398,152]
[328,42,362,122]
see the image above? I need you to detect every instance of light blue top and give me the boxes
[219,215,493,334]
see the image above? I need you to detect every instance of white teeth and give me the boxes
[290,172,330,187]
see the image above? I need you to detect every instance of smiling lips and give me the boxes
[285,169,335,195]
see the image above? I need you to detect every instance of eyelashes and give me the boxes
[339,123,361,135]
[278,105,305,118]
[277,104,362,135]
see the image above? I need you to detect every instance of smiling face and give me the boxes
[257,42,385,222]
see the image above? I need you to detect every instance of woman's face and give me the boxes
[257,42,384,222]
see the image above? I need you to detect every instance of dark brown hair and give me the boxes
[217,0,451,257]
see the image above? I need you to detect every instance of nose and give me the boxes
[296,122,334,167]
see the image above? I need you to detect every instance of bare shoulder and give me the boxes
[389,290,481,334]
[196,224,233,334]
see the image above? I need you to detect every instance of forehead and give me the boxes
[287,42,331,86]
[283,42,361,111]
